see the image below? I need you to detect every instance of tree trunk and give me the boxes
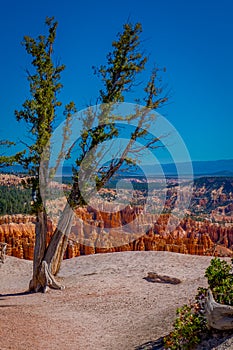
[29,203,74,293]
[29,210,48,292]
[205,289,233,330]
[44,203,74,275]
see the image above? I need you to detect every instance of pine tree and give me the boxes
[16,18,168,292]
[15,17,76,292]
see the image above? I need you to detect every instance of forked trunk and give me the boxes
[45,203,74,275]
[29,204,74,293]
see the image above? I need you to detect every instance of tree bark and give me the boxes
[29,210,48,292]
[44,203,74,275]
[205,289,233,330]
[29,204,74,292]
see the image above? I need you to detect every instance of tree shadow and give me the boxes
[135,337,164,350]
[195,331,233,350]
[0,304,19,307]
[135,332,233,350]
[0,290,31,298]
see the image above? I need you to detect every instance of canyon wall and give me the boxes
[0,207,232,260]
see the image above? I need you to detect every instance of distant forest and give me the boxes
[0,185,31,215]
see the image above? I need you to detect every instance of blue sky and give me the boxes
[0,0,232,161]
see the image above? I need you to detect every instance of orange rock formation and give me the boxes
[0,208,232,260]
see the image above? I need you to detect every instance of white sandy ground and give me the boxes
[0,251,232,350]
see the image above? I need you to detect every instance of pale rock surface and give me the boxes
[0,251,232,350]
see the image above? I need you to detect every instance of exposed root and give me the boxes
[29,261,64,293]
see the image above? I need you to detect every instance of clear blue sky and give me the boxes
[0,0,232,161]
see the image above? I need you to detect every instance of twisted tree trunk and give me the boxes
[45,203,74,275]
[29,203,74,293]
[29,210,48,292]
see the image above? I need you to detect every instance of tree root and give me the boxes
[29,261,64,293]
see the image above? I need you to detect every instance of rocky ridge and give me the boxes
[0,208,232,260]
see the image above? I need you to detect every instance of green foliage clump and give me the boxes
[15,17,76,213]
[164,258,233,349]
[164,288,207,349]
[0,140,24,168]
[205,257,233,306]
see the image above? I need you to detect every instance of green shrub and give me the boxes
[205,257,233,306]
[164,258,233,349]
[164,288,207,349]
